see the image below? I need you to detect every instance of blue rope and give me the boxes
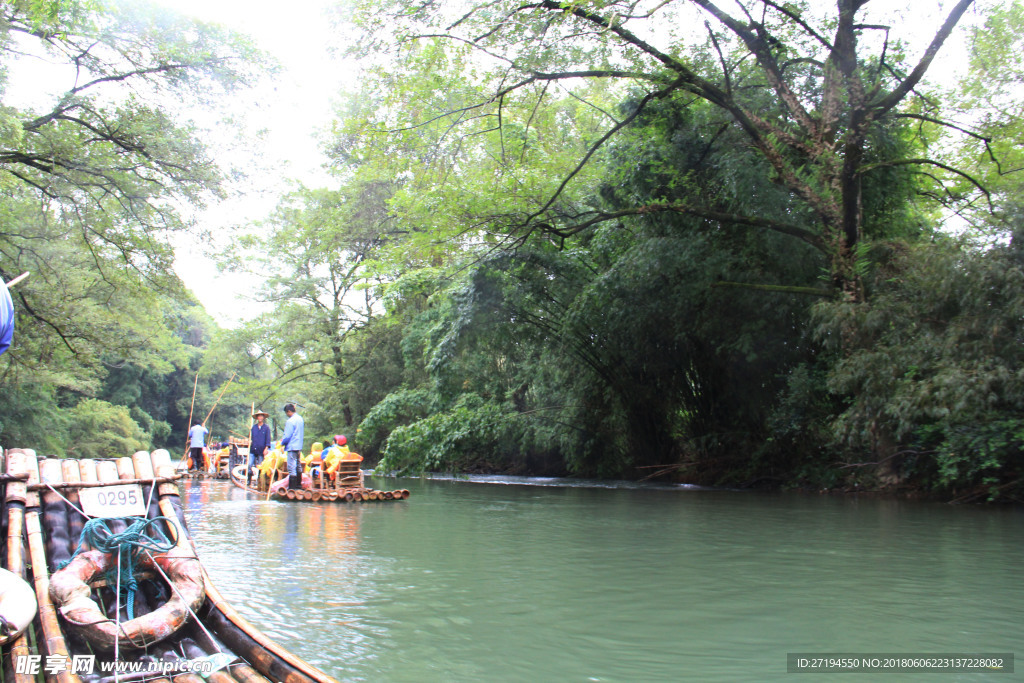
[62,517,177,620]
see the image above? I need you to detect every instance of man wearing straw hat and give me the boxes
[248,409,272,485]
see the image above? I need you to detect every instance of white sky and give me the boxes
[152,0,353,326]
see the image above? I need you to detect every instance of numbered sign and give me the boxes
[79,484,146,518]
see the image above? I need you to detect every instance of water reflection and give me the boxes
[182,478,1024,682]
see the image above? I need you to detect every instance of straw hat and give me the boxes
[252,409,270,418]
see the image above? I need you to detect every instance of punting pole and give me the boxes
[181,371,200,468]
[5,449,34,683]
[5,272,29,288]
[201,372,237,428]
[22,453,79,683]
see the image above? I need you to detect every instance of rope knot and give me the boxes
[61,516,176,619]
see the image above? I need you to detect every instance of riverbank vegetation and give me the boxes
[2,0,1023,501]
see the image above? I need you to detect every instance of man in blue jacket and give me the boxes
[279,403,305,490]
[248,409,272,485]
[0,279,13,357]
[188,422,209,471]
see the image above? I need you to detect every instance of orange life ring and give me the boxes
[48,546,204,651]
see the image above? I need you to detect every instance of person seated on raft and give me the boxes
[323,435,362,486]
[211,444,231,472]
[256,446,289,488]
[303,442,325,480]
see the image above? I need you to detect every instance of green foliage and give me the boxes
[815,238,1024,496]
[376,394,509,473]
[66,398,150,459]
[0,0,266,454]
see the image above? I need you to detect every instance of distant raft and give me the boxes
[1,447,338,683]
[229,464,410,503]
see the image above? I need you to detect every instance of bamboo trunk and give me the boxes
[5,450,34,683]
[23,453,79,683]
[59,460,85,554]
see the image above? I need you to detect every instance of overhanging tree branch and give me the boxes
[870,0,974,116]
[857,158,993,212]
[539,202,825,251]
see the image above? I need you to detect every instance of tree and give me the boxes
[350,0,987,300]
[814,237,1024,500]
[0,0,264,451]
[220,179,402,439]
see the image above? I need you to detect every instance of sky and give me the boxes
[3,0,354,326]
[151,0,353,326]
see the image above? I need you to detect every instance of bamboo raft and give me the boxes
[0,447,339,683]
[229,465,409,503]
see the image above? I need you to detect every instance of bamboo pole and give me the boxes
[5,272,29,288]
[23,453,79,683]
[266,468,278,501]
[27,474,182,491]
[201,372,237,428]
[5,450,34,683]
[180,371,201,470]
[185,372,237,474]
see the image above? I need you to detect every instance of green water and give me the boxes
[181,476,1023,681]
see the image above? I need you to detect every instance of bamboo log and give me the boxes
[310,491,321,502]
[400,489,411,499]
[5,450,34,683]
[38,460,72,572]
[285,490,296,501]
[116,457,138,483]
[172,674,205,683]
[301,490,313,501]
[178,639,240,683]
[229,663,273,683]
[23,453,79,683]
[59,460,85,553]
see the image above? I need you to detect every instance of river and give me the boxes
[181,476,1023,681]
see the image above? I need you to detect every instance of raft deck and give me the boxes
[0,448,338,683]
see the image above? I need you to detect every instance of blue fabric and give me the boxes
[286,450,300,476]
[0,280,13,357]
[247,451,264,471]
[188,424,208,448]
[280,413,304,453]
[250,422,271,456]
